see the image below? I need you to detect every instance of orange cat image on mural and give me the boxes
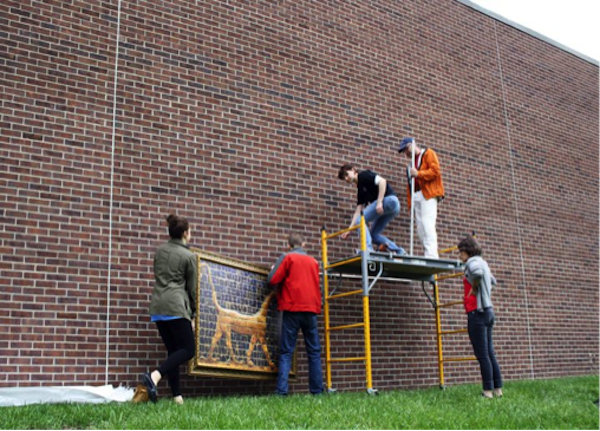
[201,263,276,369]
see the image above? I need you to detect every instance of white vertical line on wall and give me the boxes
[106,0,124,385]
[491,20,536,379]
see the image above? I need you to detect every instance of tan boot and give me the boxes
[131,385,149,403]
[482,390,493,399]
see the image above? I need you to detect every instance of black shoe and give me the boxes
[142,372,158,403]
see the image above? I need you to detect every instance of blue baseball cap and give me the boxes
[398,137,414,153]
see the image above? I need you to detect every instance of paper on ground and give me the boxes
[0,385,134,407]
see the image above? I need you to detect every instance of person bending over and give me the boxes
[338,164,406,254]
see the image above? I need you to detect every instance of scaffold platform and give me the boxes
[327,251,461,282]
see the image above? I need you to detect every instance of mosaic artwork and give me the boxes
[188,249,295,379]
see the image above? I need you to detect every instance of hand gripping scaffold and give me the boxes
[321,215,464,394]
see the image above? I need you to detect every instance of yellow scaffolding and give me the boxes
[321,215,464,394]
[430,245,477,388]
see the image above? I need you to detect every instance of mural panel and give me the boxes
[189,249,295,379]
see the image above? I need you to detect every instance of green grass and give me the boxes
[1,375,598,429]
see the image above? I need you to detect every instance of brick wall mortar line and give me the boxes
[104,0,124,385]
[491,19,535,379]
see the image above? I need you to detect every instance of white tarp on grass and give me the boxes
[0,385,134,407]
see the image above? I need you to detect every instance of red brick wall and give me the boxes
[1,0,598,394]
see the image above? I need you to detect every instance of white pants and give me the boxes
[414,191,439,258]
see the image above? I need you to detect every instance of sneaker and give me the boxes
[356,248,375,254]
[379,244,406,256]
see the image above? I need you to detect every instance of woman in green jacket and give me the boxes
[142,214,198,404]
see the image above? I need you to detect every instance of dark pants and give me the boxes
[276,311,324,395]
[155,318,195,397]
[467,308,503,391]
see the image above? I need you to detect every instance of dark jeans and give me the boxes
[467,308,503,391]
[155,318,195,397]
[276,311,324,395]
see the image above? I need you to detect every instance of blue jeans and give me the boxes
[276,311,324,395]
[361,195,405,253]
[467,308,503,391]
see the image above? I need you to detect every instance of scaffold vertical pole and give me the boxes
[359,215,375,394]
[321,227,332,391]
[433,275,445,388]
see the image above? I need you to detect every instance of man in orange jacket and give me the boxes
[398,137,445,258]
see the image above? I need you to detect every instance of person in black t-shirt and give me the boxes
[337,164,406,254]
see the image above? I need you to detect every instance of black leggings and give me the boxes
[155,318,195,397]
[467,308,503,391]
